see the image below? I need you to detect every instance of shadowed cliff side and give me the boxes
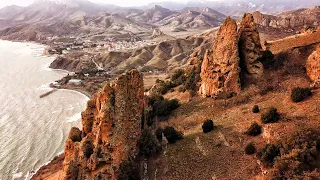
[238,13,264,77]
[62,69,144,179]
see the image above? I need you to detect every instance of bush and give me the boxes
[257,143,280,167]
[245,122,262,136]
[163,126,183,144]
[148,95,164,107]
[245,142,256,155]
[155,128,163,142]
[202,119,214,133]
[184,70,201,91]
[261,107,280,124]
[291,87,312,102]
[68,127,82,142]
[152,98,180,118]
[252,105,260,113]
[171,69,186,85]
[138,129,160,158]
[82,140,94,158]
[118,160,140,180]
[259,50,275,69]
[272,128,320,179]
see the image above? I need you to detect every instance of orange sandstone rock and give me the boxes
[199,17,241,98]
[62,70,144,180]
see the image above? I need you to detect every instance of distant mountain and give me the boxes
[253,6,320,29]
[0,5,23,19]
[158,7,226,28]
[143,0,320,16]
[0,2,227,41]
[128,5,176,24]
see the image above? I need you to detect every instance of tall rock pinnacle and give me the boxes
[199,17,241,98]
[238,13,264,77]
[62,70,144,179]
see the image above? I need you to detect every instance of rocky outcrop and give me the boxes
[199,17,241,98]
[238,13,264,77]
[306,46,320,82]
[62,70,144,179]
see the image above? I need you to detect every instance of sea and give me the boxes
[0,40,89,179]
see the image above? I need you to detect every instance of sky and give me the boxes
[0,0,194,8]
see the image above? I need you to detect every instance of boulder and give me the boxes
[199,17,241,98]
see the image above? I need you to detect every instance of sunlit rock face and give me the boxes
[62,69,144,180]
[199,17,241,98]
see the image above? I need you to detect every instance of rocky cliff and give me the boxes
[199,17,241,98]
[306,46,320,82]
[62,70,144,179]
[238,13,264,77]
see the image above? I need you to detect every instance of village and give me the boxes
[44,35,157,56]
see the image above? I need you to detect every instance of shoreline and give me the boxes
[31,44,90,179]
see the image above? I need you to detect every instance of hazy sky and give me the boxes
[0,0,194,8]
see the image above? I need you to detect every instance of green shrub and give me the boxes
[152,98,180,118]
[171,69,186,85]
[163,126,183,144]
[202,119,214,133]
[138,129,160,158]
[261,107,280,124]
[245,142,256,155]
[118,160,140,180]
[259,50,275,69]
[252,105,260,113]
[68,127,82,142]
[148,95,164,107]
[291,87,312,102]
[155,128,163,142]
[272,129,320,179]
[257,143,280,167]
[245,122,262,136]
[184,70,201,91]
[82,141,94,158]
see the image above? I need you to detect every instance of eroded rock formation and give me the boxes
[62,70,144,179]
[306,46,320,83]
[199,17,241,98]
[238,13,264,77]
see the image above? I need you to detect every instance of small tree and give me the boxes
[291,87,312,102]
[245,122,262,136]
[245,142,256,155]
[261,107,280,124]
[163,126,183,144]
[257,143,280,167]
[118,160,140,180]
[138,129,160,158]
[202,119,214,133]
